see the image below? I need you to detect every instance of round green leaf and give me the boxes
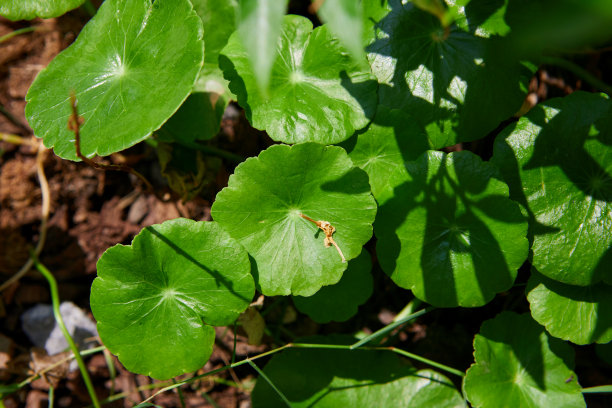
[376,150,528,307]
[527,270,612,345]
[211,143,377,296]
[25,0,204,161]
[220,14,377,145]
[363,0,526,148]
[190,0,237,102]
[252,336,466,408]
[343,106,431,201]
[0,0,85,20]
[191,0,237,68]
[90,219,255,380]
[293,250,373,323]
[492,91,612,286]
[464,312,585,408]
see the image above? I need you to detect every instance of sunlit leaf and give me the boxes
[25,0,204,160]
[91,219,255,379]
[0,0,85,20]
[212,143,377,296]
[363,0,526,148]
[492,91,612,286]
[221,14,377,144]
[464,312,585,408]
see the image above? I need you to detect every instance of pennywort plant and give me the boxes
[7,0,611,406]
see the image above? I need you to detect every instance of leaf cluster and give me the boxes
[6,0,612,406]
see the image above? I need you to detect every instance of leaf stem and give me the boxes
[48,385,54,408]
[247,360,293,407]
[582,385,612,393]
[351,307,433,349]
[0,133,38,146]
[0,26,37,44]
[139,336,465,405]
[30,254,101,408]
[389,348,465,377]
[176,140,246,164]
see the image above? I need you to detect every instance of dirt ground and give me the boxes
[1,6,611,408]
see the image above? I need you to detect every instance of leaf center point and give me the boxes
[161,288,178,299]
[289,71,305,84]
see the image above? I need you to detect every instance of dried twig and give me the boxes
[0,143,50,292]
[67,91,154,193]
[300,213,346,262]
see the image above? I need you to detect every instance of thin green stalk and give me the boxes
[394,299,422,322]
[48,385,54,408]
[18,346,105,389]
[102,348,117,396]
[540,55,612,96]
[95,380,175,406]
[30,254,101,408]
[0,132,37,146]
[141,345,293,404]
[259,296,286,317]
[201,393,221,408]
[582,385,612,393]
[390,348,465,378]
[0,26,37,44]
[247,360,293,408]
[351,307,433,349]
[172,379,186,408]
[231,322,238,364]
[182,141,245,164]
[140,336,465,405]
[152,135,245,164]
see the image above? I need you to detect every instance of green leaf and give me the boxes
[191,0,238,68]
[211,143,377,296]
[220,14,378,144]
[157,91,226,143]
[375,150,528,307]
[25,0,204,161]
[492,91,612,286]
[342,105,431,201]
[0,0,85,20]
[526,271,612,345]
[363,0,526,148]
[236,0,288,92]
[190,0,237,112]
[252,336,466,408]
[317,0,365,62]
[293,250,373,323]
[464,312,585,408]
[90,219,255,380]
